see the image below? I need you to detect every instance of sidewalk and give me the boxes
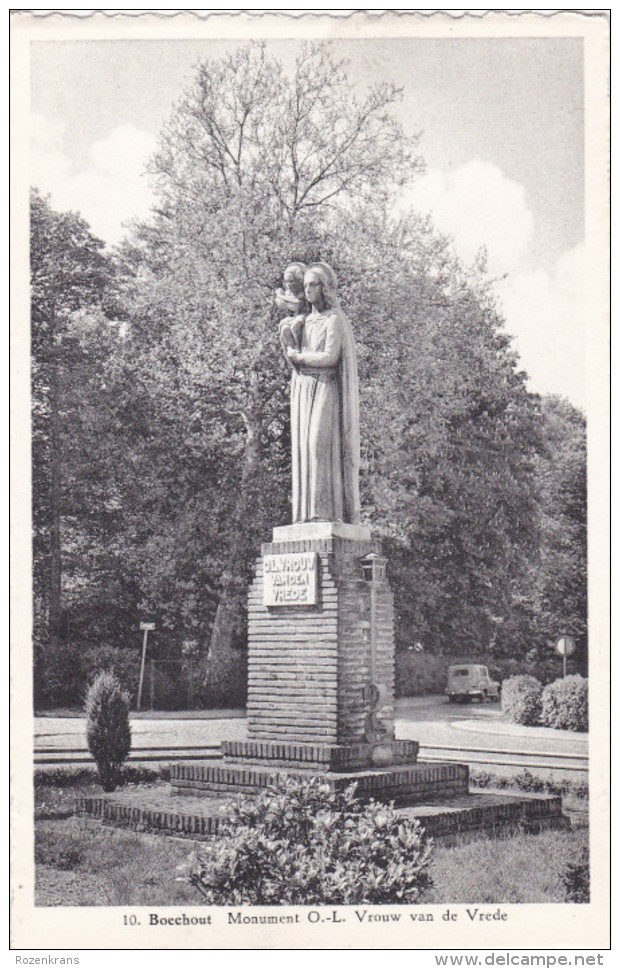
[35,714,248,749]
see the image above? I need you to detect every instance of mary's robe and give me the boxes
[290,307,360,525]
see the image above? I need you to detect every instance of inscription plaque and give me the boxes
[263,552,318,606]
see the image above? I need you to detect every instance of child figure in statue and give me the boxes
[276,262,307,360]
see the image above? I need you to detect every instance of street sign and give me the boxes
[555,635,576,657]
[140,622,155,631]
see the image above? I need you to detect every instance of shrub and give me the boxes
[180,777,433,905]
[501,675,543,725]
[562,844,590,902]
[34,764,168,789]
[34,643,85,709]
[470,769,589,802]
[395,653,448,696]
[541,675,588,732]
[34,643,141,710]
[85,672,131,792]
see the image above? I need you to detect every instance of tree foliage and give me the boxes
[31,189,114,700]
[326,209,543,655]
[534,397,588,663]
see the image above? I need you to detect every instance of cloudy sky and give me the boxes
[30,36,585,408]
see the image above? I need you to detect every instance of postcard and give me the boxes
[10,9,609,952]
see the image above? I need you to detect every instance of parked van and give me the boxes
[446,664,501,703]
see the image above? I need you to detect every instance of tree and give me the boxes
[30,190,111,659]
[120,41,423,699]
[531,396,588,668]
[317,207,544,658]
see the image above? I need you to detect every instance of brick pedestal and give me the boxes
[170,522,471,800]
[247,523,394,745]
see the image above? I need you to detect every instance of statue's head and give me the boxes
[283,262,307,297]
[304,262,338,309]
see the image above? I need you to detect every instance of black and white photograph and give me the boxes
[10,9,610,953]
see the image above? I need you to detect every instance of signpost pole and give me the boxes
[137,622,155,712]
[555,634,575,679]
[137,628,148,712]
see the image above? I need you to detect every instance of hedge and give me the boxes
[501,675,543,725]
[541,675,588,732]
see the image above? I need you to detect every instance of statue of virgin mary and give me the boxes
[281,262,361,525]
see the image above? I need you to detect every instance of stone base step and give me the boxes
[75,787,569,843]
[170,760,468,803]
[221,738,419,771]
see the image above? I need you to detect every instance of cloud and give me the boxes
[399,159,586,410]
[400,159,535,276]
[30,113,157,245]
[497,244,586,408]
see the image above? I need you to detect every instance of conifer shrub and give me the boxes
[180,777,433,905]
[85,671,131,792]
[501,675,543,726]
[541,675,588,732]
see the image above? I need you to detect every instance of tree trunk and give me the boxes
[47,339,63,647]
[204,372,261,705]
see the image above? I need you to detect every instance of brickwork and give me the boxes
[170,760,470,803]
[75,794,220,837]
[247,533,395,744]
[399,791,569,839]
[76,788,568,842]
[221,739,419,771]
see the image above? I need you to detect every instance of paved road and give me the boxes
[35,694,587,762]
[394,695,588,756]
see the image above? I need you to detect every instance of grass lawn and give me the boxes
[428,827,588,904]
[34,777,589,907]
